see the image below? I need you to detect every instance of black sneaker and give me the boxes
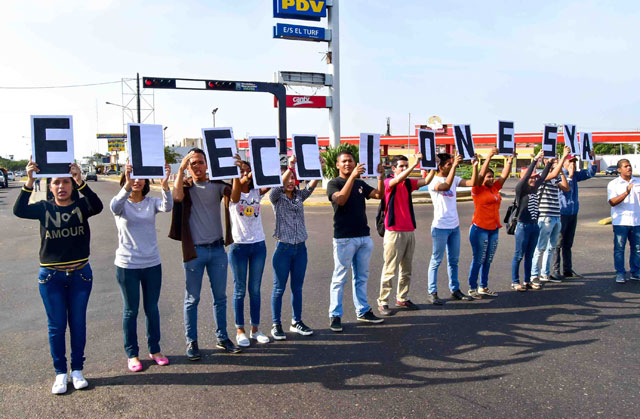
[357,309,384,324]
[564,269,583,278]
[378,304,394,316]
[548,274,563,283]
[186,341,201,361]
[395,300,419,310]
[271,324,287,340]
[330,316,343,332]
[451,289,473,301]
[216,338,242,354]
[428,292,445,305]
[290,321,314,336]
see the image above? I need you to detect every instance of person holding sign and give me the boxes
[327,150,385,332]
[377,154,435,316]
[510,151,552,291]
[110,163,172,372]
[13,159,103,394]
[552,150,597,279]
[467,148,515,299]
[169,148,241,361]
[426,153,478,305]
[607,159,640,283]
[228,155,271,347]
[269,154,322,339]
[531,147,571,283]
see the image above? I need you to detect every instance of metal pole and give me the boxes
[136,73,141,123]
[407,112,411,154]
[328,0,340,148]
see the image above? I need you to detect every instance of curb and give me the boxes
[598,217,612,225]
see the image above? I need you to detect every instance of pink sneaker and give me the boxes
[128,358,143,372]
[149,354,169,366]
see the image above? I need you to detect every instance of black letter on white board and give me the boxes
[454,124,475,160]
[581,132,593,161]
[204,129,237,178]
[293,136,322,179]
[564,124,578,155]
[543,125,558,158]
[418,130,437,170]
[251,138,281,187]
[33,117,70,175]
[129,125,164,177]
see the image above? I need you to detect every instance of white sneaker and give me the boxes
[52,373,67,394]
[250,330,270,344]
[236,332,250,347]
[70,370,88,390]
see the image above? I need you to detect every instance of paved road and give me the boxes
[0,177,638,418]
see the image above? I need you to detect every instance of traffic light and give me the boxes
[206,80,236,91]
[143,78,176,89]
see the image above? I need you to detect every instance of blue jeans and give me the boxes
[329,236,374,317]
[115,264,162,358]
[38,263,93,374]
[613,225,640,275]
[183,244,228,343]
[229,241,267,328]
[512,222,540,284]
[532,216,561,278]
[271,241,307,325]
[468,224,499,289]
[428,227,461,294]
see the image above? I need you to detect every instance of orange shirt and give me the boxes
[471,183,503,230]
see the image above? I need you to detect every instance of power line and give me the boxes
[0,79,135,90]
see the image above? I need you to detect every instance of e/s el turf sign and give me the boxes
[273,0,326,21]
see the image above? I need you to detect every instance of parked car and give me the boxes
[605,166,619,176]
[106,169,118,176]
[85,172,98,182]
[7,171,14,181]
[0,172,5,188]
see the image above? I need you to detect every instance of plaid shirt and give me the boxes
[269,184,316,244]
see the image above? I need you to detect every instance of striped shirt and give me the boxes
[269,184,317,244]
[537,177,561,218]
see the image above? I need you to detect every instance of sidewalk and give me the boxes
[100,175,473,207]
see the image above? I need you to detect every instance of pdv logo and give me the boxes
[274,0,327,20]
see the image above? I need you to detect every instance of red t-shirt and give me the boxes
[471,182,503,230]
[384,177,419,231]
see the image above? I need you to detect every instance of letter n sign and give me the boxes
[31,115,75,178]
[453,124,475,160]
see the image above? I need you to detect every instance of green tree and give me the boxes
[594,143,635,155]
[164,146,181,164]
[320,143,359,179]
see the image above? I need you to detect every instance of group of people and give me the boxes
[16,143,635,396]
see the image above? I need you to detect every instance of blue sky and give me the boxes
[1,0,639,160]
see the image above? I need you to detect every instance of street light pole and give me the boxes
[105,101,134,174]
[163,126,168,145]
[212,108,218,127]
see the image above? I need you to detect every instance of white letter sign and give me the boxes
[291,134,322,180]
[31,115,74,178]
[359,133,381,177]
[453,124,475,160]
[580,132,593,162]
[201,127,240,180]
[543,125,558,158]
[126,124,165,179]
[248,136,282,188]
[497,121,515,155]
[418,129,437,170]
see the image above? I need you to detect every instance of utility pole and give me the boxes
[136,72,141,123]
[328,0,340,148]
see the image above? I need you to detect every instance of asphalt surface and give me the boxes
[0,176,638,418]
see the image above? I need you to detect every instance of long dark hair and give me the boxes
[119,174,150,196]
[46,177,80,202]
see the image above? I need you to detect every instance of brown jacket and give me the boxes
[168,179,233,263]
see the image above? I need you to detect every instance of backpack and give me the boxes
[376,178,415,237]
[503,197,519,235]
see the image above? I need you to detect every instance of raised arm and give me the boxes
[13,157,43,220]
[478,147,498,185]
[331,164,365,206]
[389,153,422,188]
[230,154,248,203]
[418,169,436,188]
[459,155,478,187]
[434,154,462,191]
[545,146,571,180]
[558,171,570,192]
[368,163,385,199]
[173,152,193,203]
[71,163,103,216]
[497,154,515,186]
[156,164,173,213]
[110,163,133,215]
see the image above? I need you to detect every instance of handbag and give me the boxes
[375,194,387,237]
[503,197,519,235]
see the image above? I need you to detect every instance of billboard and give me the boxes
[274,95,332,108]
[273,0,327,21]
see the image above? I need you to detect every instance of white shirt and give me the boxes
[229,188,266,243]
[429,176,462,229]
[607,176,640,226]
